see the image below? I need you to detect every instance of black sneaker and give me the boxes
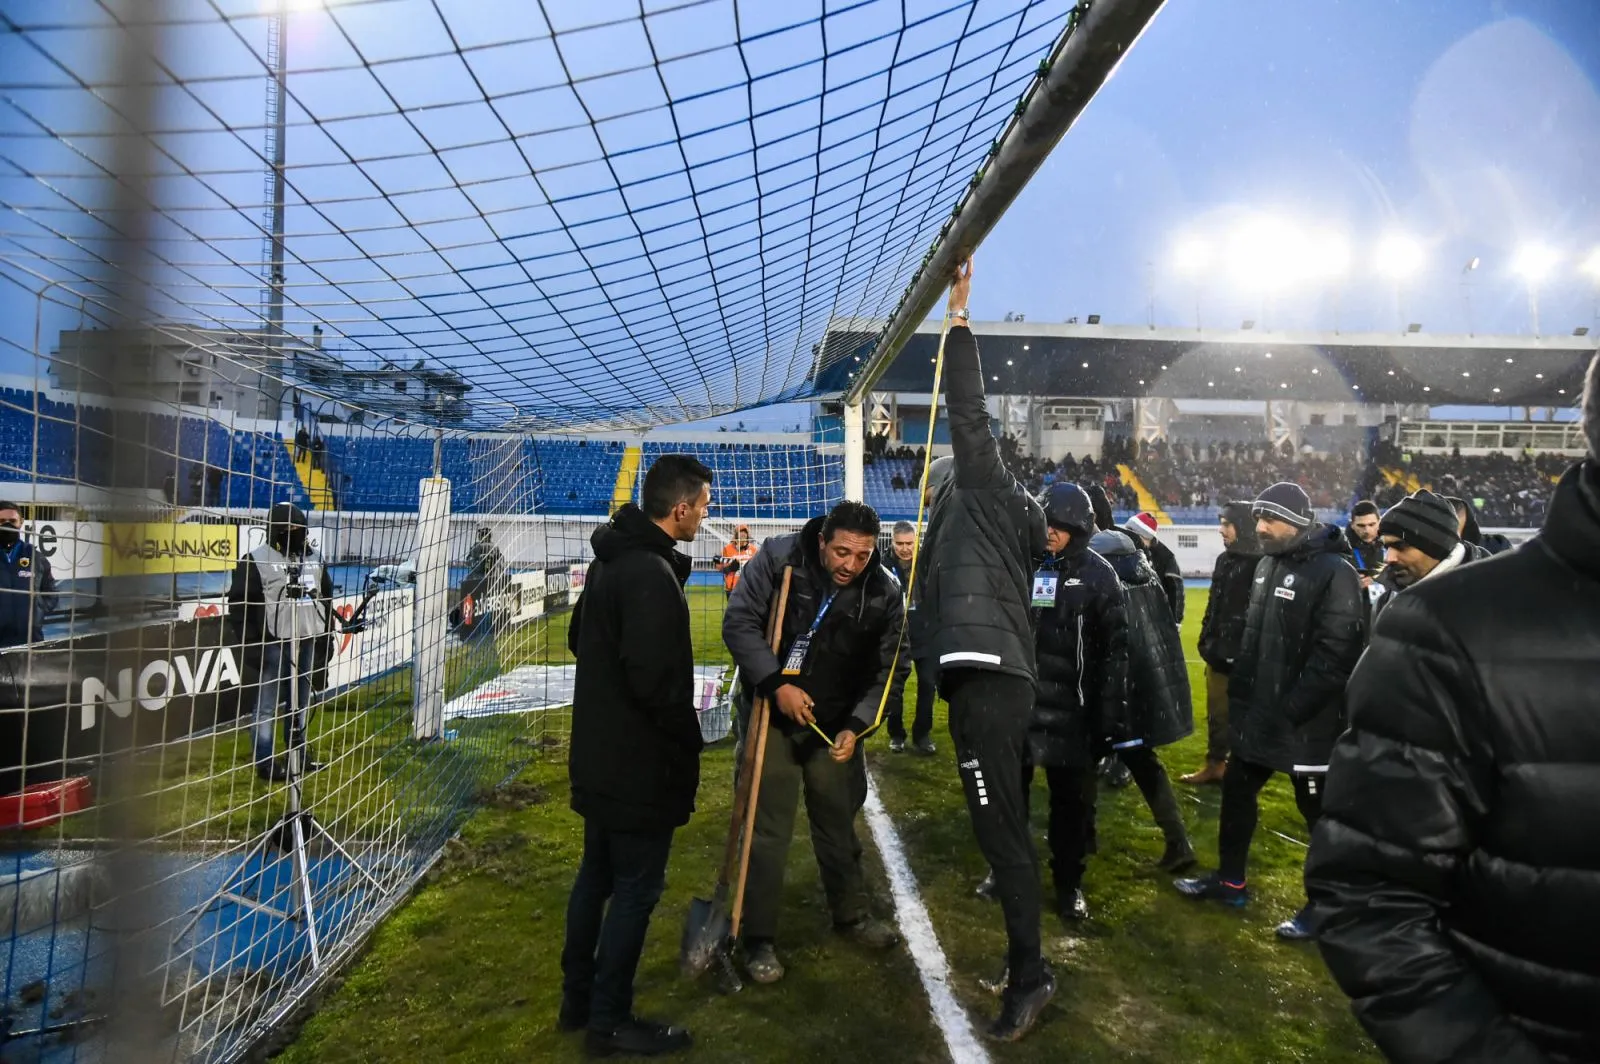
[584,1018,692,1058]
[974,870,996,901]
[1157,839,1198,873]
[888,737,906,754]
[986,966,1055,1042]
[1174,873,1248,908]
[256,759,288,783]
[911,736,937,756]
[557,995,589,1032]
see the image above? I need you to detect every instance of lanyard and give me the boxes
[804,591,837,637]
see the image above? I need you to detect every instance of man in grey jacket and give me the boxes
[918,258,1053,1042]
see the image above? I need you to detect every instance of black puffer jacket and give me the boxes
[1307,461,1600,1064]
[724,516,909,745]
[567,504,703,831]
[1197,502,1260,673]
[1141,536,1186,624]
[1029,535,1127,769]
[1344,525,1385,572]
[919,326,1047,684]
[1228,523,1365,773]
[1095,531,1193,749]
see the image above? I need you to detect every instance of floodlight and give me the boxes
[1513,244,1559,284]
[1406,323,1422,333]
[1172,237,1210,273]
[1581,249,1600,281]
[1374,235,1424,279]
[1086,314,1101,325]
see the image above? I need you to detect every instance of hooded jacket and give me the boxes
[1028,515,1127,770]
[1138,535,1185,624]
[918,326,1047,684]
[567,503,703,831]
[1094,531,1193,749]
[723,516,909,745]
[1307,460,1600,1064]
[1227,523,1365,774]
[1197,502,1261,673]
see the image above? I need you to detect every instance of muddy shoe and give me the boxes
[987,967,1056,1042]
[912,736,937,756]
[836,917,900,950]
[744,942,784,984]
[974,870,997,901]
[1157,839,1198,873]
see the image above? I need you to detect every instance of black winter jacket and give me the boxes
[1228,524,1365,774]
[1097,532,1193,749]
[888,553,925,657]
[1140,537,1185,624]
[723,516,908,745]
[0,538,57,647]
[1344,525,1385,572]
[919,326,1047,684]
[1307,461,1600,1064]
[567,504,703,832]
[1197,511,1260,674]
[1028,538,1126,769]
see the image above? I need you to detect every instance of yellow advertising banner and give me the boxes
[104,523,239,576]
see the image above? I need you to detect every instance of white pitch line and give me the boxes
[862,770,991,1064]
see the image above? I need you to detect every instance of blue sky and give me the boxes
[2,0,1597,431]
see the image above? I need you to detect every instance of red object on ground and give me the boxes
[0,777,94,830]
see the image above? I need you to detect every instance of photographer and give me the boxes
[228,502,347,782]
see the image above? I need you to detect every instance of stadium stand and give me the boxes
[640,442,841,521]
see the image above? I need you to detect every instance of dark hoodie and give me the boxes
[1198,501,1262,673]
[567,503,703,832]
[1228,523,1366,774]
[722,515,908,745]
[1091,531,1193,749]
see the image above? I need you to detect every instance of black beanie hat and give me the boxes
[1252,482,1313,528]
[1379,490,1460,562]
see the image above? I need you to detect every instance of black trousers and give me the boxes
[560,818,676,1031]
[1217,757,1323,886]
[945,668,1044,989]
[888,657,936,742]
[1120,745,1189,848]
[1020,761,1096,898]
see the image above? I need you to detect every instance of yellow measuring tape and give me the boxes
[838,309,954,745]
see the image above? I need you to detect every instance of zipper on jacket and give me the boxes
[1075,614,1085,707]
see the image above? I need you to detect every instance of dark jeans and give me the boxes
[560,818,676,1032]
[888,657,936,742]
[945,668,1043,989]
[252,639,314,770]
[740,721,869,943]
[1020,761,1096,897]
[1217,757,1324,886]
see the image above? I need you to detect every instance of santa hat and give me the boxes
[1122,511,1160,540]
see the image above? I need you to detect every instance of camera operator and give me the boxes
[228,502,352,782]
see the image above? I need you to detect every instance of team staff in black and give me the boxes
[1175,482,1364,943]
[560,455,713,1059]
[1365,490,1469,628]
[918,258,1054,1042]
[1120,511,1184,624]
[1344,500,1384,578]
[722,501,907,983]
[1307,355,1600,1064]
[1182,502,1259,786]
[0,502,56,648]
[975,483,1125,934]
[885,519,935,755]
[1090,530,1196,874]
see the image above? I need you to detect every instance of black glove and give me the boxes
[725,559,741,575]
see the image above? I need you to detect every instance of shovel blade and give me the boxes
[680,895,731,980]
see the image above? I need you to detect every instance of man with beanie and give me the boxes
[1121,511,1184,624]
[918,258,1054,1041]
[1175,481,1365,944]
[1344,501,1384,579]
[1182,502,1260,786]
[1366,490,1468,626]
[1306,353,1600,1063]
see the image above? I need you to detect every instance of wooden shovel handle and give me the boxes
[730,567,792,937]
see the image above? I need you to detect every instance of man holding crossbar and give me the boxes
[722,500,909,984]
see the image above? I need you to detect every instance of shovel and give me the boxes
[681,566,792,987]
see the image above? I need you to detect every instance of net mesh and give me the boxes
[0,1,1081,1058]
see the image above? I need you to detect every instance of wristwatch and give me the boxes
[952,307,969,323]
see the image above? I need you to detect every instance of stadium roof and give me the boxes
[814,320,1599,406]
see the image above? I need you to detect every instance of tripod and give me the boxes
[174,615,381,971]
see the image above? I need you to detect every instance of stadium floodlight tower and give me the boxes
[840,0,1169,492]
[1514,243,1561,336]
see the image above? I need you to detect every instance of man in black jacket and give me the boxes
[722,501,908,983]
[0,502,57,648]
[1182,501,1259,786]
[1344,500,1384,579]
[1121,511,1184,624]
[885,520,934,755]
[1306,355,1600,1064]
[1366,490,1468,628]
[560,454,712,1058]
[1175,482,1365,943]
[919,258,1053,1041]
